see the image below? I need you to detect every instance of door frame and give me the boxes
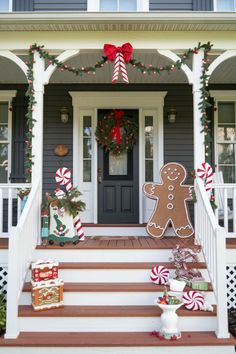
[70,91,167,224]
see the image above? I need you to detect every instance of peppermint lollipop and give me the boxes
[55,167,73,192]
[150,265,169,285]
[182,290,204,311]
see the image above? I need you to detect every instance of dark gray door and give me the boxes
[98,110,139,224]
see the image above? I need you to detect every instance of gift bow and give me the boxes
[110,110,124,145]
[103,43,133,84]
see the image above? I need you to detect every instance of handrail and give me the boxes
[5,178,41,338]
[195,178,229,338]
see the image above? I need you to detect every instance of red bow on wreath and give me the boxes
[104,43,133,84]
[110,110,124,145]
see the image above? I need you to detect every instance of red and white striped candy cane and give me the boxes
[112,52,129,84]
[197,162,213,193]
[55,167,72,192]
[55,167,84,241]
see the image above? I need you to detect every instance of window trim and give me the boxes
[210,90,236,183]
[0,91,16,183]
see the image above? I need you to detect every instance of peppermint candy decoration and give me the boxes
[197,162,213,193]
[182,290,204,311]
[150,265,169,285]
[55,167,72,192]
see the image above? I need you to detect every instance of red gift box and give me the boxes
[32,259,59,282]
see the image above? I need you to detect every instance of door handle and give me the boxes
[98,168,102,183]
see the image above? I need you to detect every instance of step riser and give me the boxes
[33,250,205,263]
[19,316,217,332]
[26,269,210,283]
[20,291,216,306]
[1,347,234,354]
[83,227,177,237]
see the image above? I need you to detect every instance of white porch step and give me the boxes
[26,262,209,283]
[18,305,217,333]
[20,282,216,306]
[0,332,235,354]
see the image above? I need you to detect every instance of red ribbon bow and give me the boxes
[103,43,133,64]
[110,110,124,145]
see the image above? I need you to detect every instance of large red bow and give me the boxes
[110,110,124,145]
[104,43,133,64]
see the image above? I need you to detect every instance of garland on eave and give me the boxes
[25,42,213,182]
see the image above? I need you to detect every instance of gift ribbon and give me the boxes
[110,110,124,145]
[104,43,133,84]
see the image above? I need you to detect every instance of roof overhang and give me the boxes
[0,12,236,31]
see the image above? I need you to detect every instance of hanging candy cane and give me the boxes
[55,167,85,241]
[182,290,204,311]
[103,43,133,84]
[197,162,213,193]
[150,265,170,285]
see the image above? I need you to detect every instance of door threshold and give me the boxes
[84,224,146,227]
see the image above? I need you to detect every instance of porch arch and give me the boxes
[157,50,193,84]
[43,50,80,84]
[208,50,236,78]
[0,51,28,78]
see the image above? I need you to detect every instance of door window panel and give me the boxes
[217,102,236,183]
[109,151,127,175]
[145,116,153,181]
[83,116,92,182]
[0,102,9,183]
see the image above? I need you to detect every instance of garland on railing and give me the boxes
[25,42,213,181]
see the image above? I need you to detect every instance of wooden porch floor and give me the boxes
[1,235,236,249]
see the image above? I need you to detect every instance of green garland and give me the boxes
[42,188,86,218]
[95,111,138,155]
[25,42,213,181]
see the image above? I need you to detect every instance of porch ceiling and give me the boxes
[1,12,236,32]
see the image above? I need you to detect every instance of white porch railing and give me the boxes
[5,178,41,338]
[195,178,229,338]
[212,183,236,237]
[0,183,32,237]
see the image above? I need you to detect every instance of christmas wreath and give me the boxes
[95,110,138,155]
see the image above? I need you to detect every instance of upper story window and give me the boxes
[100,0,137,11]
[0,0,10,12]
[215,0,236,11]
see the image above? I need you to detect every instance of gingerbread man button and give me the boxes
[143,162,194,239]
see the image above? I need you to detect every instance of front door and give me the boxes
[97,109,139,224]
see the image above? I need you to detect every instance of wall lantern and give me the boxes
[60,107,69,124]
[167,108,177,124]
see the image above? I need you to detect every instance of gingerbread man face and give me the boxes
[161,163,186,185]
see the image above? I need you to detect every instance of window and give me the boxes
[145,116,153,182]
[216,102,236,183]
[100,0,137,11]
[83,115,92,182]
[215,0,235,11]
[0,102,10,183]
[0,0,10,12]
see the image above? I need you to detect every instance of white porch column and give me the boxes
[32,51,45,187]
[192,49,205,170]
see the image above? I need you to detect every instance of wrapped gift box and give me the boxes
[32,259,59,282]
[31,279,64,311]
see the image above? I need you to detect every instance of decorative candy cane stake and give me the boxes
[197,162,213,194]
[55,167,85,241]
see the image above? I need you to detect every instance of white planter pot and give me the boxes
[155,301,183,340]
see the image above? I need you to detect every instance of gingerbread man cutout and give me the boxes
[143,162,194,238]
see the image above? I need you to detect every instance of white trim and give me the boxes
[70,91,167,224]
[8,0,13,12]
[157,50,193,84]
[0,90,16,183]
[210,90,236,101]
[87,0,99,11]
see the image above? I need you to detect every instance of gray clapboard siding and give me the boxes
[13,0,33,11]
[34,0,87,11]
[149,0,213,11]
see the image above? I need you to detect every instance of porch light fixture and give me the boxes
[60,107,69,124]
[167,108,177,124]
